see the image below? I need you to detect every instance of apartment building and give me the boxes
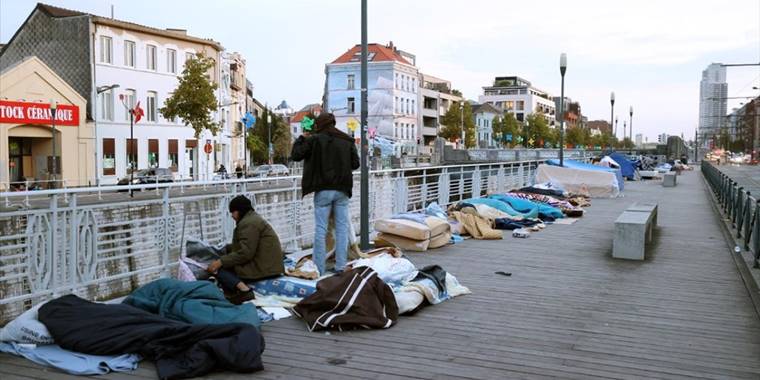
[478,76,556,126]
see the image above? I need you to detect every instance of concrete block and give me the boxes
[662,173,677,187]
[627,202,658,228]
[639,170,657,179]
[613,211,652,260]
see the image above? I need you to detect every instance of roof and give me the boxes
[291,104,322,123]
[331,43,411,65]
[472,102,503,115]
[34,3,223,51]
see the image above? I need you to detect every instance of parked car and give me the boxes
[117,168,174,189]
[250,164,290,177]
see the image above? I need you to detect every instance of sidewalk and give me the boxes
[3,170,760,379]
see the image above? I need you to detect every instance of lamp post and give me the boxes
[559,53,567,166]
[360,0,369,250]
[629,106,634,150]
[623,121,627,148]
[460,101,465,149]
[94,84,119,186]
[610,92,615,147]
[614,116,618,139]
[50,100,58,189]
[267,111,273,164]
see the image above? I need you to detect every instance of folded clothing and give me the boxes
[374,218,431,240]
[375,232,431,252]
[39,295,265,380]
[0,342,140,376]
[123,278,260,328]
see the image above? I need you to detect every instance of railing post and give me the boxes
[421,169,428,207]
[737,189,746,238]
[733,186,742,227]
[68,194,77,292]
[50,194,59,296]
[744,193,753,249]
[161,188,170,277]
[752,201,760,262]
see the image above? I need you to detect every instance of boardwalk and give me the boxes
[3,170,760,379]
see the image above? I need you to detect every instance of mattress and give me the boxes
[375,232,430,252]
[249,276,317,298]
[425,216,450,237]
[428,231,452,249]
[374,219,431,241]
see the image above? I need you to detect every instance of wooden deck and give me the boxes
[3,170,760,379]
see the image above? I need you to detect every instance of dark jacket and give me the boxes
[220,211,284,280]
[291,131,360,198]
[293,266,399,332]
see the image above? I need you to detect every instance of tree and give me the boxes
[247,108,292,164]
[160,53,219,138]
[565,126,586,147]
[493,112,521,148]
[524,112,550,148]
[439,101,476,148]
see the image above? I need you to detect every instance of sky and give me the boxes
[2,0,759,142]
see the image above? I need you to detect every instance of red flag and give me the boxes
[131,101,144,123]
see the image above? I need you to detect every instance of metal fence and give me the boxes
[701,161,760,269]
[0,160,544,323]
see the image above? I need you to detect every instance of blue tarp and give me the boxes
[546,159,624,191]
[608,152,636,180]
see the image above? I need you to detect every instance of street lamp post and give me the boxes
[614,117,618,138]
[267,112,273,164]
[460,101,465,149]
[360,0,369,250]
[629,106,634,151]
[559,53,567,166]
[610,92,615,147]
[50,100,58,189]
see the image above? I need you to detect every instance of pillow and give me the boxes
[428,231,452,249]
[0,303,54,345]
[425,217,450,237]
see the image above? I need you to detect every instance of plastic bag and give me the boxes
[425,202,448,220]
[181,239,223,280]
[0,303,54,345]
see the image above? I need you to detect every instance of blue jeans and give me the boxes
[313,190,350,274]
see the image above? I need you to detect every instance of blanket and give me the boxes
[123,278,260,328]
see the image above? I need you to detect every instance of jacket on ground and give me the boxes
[293,266,399,331]
[220,210,284,280]
[291,131,360,198]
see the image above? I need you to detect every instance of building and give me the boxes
[273,100,293,120]
[325,42,420,156]
[586,120,612,136]
[635,133,643,147]
[553,96,581,128]
[290,103,322,140]
[471,102,502,148]
[698,63,727,146]
[419,73,462,153]
[658,133,669,144]
[0,3,225,184]
[220,52,247,171]
[0,56,94,189]
[478,76,556,126]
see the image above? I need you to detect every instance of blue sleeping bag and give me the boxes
[488,194,564,219]
[460,198,529,218]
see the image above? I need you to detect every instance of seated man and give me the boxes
[207,195,284,304]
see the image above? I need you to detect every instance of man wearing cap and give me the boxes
[206,195,284,304]
[291,113,360,275]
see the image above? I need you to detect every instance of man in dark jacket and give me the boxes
[207,195,284,304]
[291,113,359,275]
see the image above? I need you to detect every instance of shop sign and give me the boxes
[0,100,79,126]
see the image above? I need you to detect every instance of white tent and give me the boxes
[534,164,620,198]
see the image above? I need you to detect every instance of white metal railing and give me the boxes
[0,160,545,323]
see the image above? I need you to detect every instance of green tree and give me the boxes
[565,126,586,147]
[439,101,476,148]
[160,53,219,138]
[247,108,291,164]
[524,112,550,147]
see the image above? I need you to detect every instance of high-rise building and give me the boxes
[658,133,669,144]
[635,133,643,147]
[698,63,727,145]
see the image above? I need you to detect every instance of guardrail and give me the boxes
[0,160,546,323]
[701,161,760,269]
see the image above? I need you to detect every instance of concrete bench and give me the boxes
[613,209,656,260]
[626,202,658,230]
[662,172,677,187]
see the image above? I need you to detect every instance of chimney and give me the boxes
[388,41,395,51]
[110,4,114,19]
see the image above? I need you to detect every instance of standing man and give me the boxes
[291,113,360,275]
[206,195,284,304]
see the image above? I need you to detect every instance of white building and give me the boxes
[635,133,643,147]
[479,76,556,127]
[325,42,420,156]
[220,52,248,171]
[698,63,727,145]
[658,133,669,144]
[418,73,462,153]
[471,103,503,148]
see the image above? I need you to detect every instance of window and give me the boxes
[147,91,157,122]
[516,100,525,111]
[102,138,115,175]
[412,99,415,115]
[167,49,177,73]
[347,74,355,90]
[124,89,136,120]
[100,36,112,63]
[126,138,137,172]
[124,40,136,67]
[394,122,398,138]
[395,97,399,113]
[148,139,159,168]
[99,89,114,121]
[395,73,399,89]
[406,99,410,115]
[147,45,157,70]
[347,97,355,114]
[168,139,178,171]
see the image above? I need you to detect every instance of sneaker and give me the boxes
[228,290,256,305]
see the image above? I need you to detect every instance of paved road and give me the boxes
[711,164,760,195]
